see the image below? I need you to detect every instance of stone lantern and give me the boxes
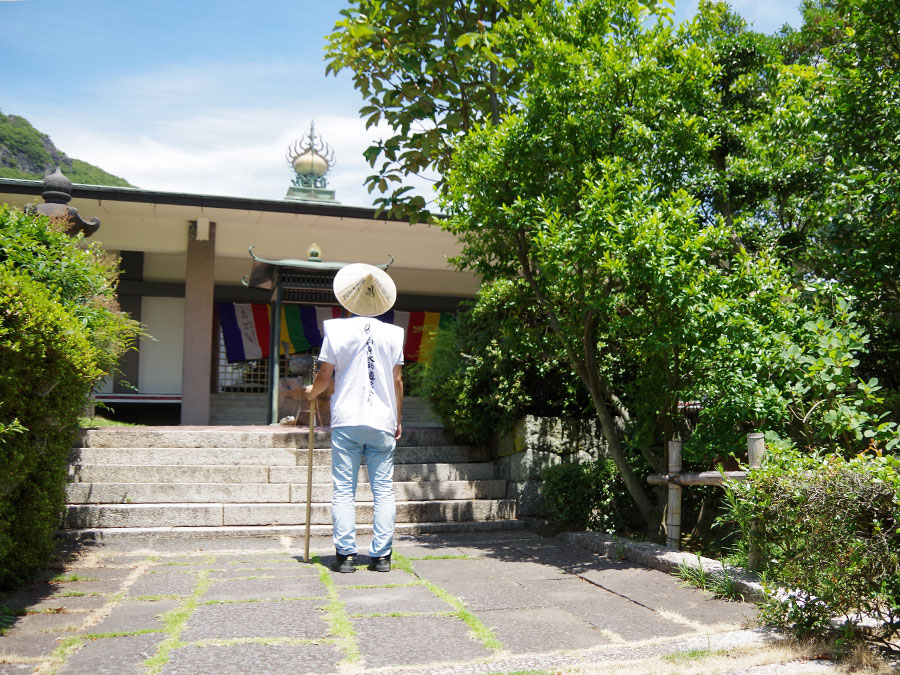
[26,167,100,236]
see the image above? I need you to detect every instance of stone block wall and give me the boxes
[493,416,607,517]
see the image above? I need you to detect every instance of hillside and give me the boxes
[0,111,134,188]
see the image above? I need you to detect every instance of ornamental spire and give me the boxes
[285,121,338,203]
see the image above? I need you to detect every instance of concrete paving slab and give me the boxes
[127,570,198,597]
[57,566,133,581]
[410,557,567,584]
[478,606,611,653]
[525,578,694,642]
[149,562,216,574]
[505,537,570,554]
[340,585,453,614]
[0,629,67,658]
[0,664,39,674]
[327,566,419,586]
[88,599,180,633]
[522,577,694,640]
[214,553,297,565]
[392,544,470,559]
[1,585,58,611]
[521,543,619,571]
[431,578,553,611]
[202,576,325,601]
[152,555,217,564]
[576,563,755,627]
[161,643,342,675]
[353,615,492,668]
[2,611,84,633]
[0,529,772,672]
[180,599,328,641]
[101,555,154,565]
[50,579,126,596]
[208,566,318,580]
[56,633,166,675]
[25,594,108,613]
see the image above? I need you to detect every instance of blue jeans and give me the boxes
[331,425,396,558]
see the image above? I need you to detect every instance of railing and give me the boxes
[647,432,765,568]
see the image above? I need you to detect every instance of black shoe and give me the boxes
[368,554,391,572]
[332,552,357,573]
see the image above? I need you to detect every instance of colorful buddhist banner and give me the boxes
[217,303,453,364]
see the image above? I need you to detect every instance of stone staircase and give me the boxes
[63,425,522,539]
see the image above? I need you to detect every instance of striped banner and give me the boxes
[218,303,270,362]
[217,303,452,363]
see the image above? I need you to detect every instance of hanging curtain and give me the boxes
[217,303,453,363]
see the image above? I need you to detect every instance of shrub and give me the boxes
[724,439,900,647]
[541,458,624,533]
[0,205,138,376]
[0,267,101,586]
[0,205,139,588]
[422,278,589,443]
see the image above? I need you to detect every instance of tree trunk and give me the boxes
[581,317,658,530]
[515,233,658,530]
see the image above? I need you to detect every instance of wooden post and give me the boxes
[747,432,765,571]
[747,433,765,469]
[304,358,318,563]
[666,439,683,551]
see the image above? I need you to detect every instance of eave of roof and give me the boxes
[0,178,413,223]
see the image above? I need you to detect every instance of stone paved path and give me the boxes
[0,530,791,674]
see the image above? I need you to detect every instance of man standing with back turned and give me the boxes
[304,263,404,573]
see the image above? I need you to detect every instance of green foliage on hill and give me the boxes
[0,111,133,187]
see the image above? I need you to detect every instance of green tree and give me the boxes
[792,0,900,397]
[442,0,893,529]
[330,0,899,531]
[423,278,589,443]
[325,0,538,222]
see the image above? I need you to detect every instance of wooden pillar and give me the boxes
[180,219,216,425]
[666,439,683,551]
[747,432,765,571]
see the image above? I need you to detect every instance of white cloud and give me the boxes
[13,59,437,208]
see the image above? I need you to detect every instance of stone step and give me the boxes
[64,499,517,528]
[65,479,508,504]
[69,445,489,467]
[76,427,457,449]
[58,519,529,541]
[70,462,497,484]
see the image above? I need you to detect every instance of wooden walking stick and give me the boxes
[304,357,317,563]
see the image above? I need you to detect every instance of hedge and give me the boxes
[725,441,900,647]
[0,267,100,586]
[0,205,139,588]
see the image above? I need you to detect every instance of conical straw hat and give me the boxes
[332,263,397,317]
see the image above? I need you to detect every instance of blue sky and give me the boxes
[1,0,801,208]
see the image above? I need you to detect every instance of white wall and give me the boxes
[138,297,185,393]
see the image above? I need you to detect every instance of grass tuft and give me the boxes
[676,554,746,602]
[313,555,361,664]
[50,573,99,583]
[143,570,211,674]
